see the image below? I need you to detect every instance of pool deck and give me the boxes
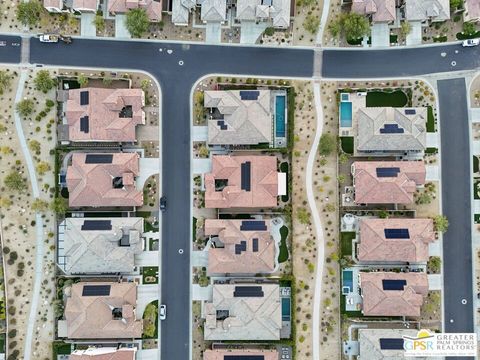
[343,267,363,312]
[339,92,367,138]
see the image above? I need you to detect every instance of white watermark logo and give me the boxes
[403,329,477,357]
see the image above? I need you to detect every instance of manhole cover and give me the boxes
[451,60,457,66]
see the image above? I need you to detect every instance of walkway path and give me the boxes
[316,0,331,45]
[310,82,327,360]
[14,69,45,360]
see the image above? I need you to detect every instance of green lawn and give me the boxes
[142,266,159,284]
[143,300,158,339]
[475,214,480,224]
[149,238,159,251]
[427,106,435,132]
[340,137,354,155]
[278,225,289,263]
[366,90,408,107]
[52,341,72,358]
[193,217,197,240]
[389,34,398,43]
[340,232,355,257]
[456,30,480,40]
[425,147,438,154]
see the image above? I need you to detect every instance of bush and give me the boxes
[4,171,27,192]
[15,99,35,118]
[126,8,150,38]
[16,0,43,26]
[303,15,320,34]
[264,27,275,36]
[34,70,55,93]
[318,133,336,156]
[45,99,55,108]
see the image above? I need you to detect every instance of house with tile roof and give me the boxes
[204,348,279,360]
[359,272,428,317]
[236,0,291,28]
[204,90,273,146]
[355,107,427,156]
[205,155,285,208]
[203,283,281,340]
[351,0,396,23]
[403,0,450,23]
[59,282,143,339]
[58,217,144,275]
[66,152,143,208]
[201,0,227,23]
[205,219,276,275]
[352,161,426,204]
[358,328,418,359]
[172,0,196,25]
[72,0,98,11]
[465,0,480,22]
[43,0,64,12]
[64,88,145,143]
[70,348,136,360]
[108,0,162,22]
[357,218,436,263]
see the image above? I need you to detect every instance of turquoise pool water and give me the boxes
[275,95,286,137]
[342,270,353,294]
[340,101,353,127]
[281,297,290,321]
[341,93,349,101]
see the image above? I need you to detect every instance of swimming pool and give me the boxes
[281,297,291,321]
[340,101,353,128]
[342,270,353,295]
[341,93,350,101]
[275,95,286,137]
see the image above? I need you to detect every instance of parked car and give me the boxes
[0,41,6,47]
[160,196,166,211]
[39,34,59,43]
[159,304,167,320]
[462,39,480,47]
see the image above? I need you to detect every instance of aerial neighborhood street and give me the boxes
[0,0,479,359]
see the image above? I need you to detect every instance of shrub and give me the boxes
[34,70,55,93]
[15,99,35,118]
[125,8,150,38]
[4,171,27,192]
[16,0,43,26]
[318,133,336,156]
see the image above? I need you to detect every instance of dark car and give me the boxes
[160,196,166,211]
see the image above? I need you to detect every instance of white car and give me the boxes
[39,34,59,43]
[159,304,167,320]
[0,41,6,47]
[462,38,480,47]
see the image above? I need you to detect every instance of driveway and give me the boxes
[191,250,208,267]
[206,22,222,44]
[471,108,480,123]
[137,349,159,360]
[192,284,212,301]
[137,157,159,190]
[193,158,212,174]
[370,23,390,48]
[406,21,422,46]
[135,251,159,266]
[136,284,158,317]
[425,164,439,181]
[80,13,97,37]
[426,132,439,148]
[428,274,442,290]
[240,21,268,44]
[115,15,131,38]
[192,126,208,141]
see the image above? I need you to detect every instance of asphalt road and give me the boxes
[438,79,474,348]
[0,35,22,63]
[0,36,474,358]
[25,38,314,359]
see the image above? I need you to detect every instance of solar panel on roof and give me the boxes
[241,161,251,191]
[379,123,404,134]
[225,356,265,360]
[233,286,264,297]
[382,279,407,291]
[252,238,258,252]
[80,91,89,105]
[379,338,405,350]
[376,167,400,178]
[85,154,113,164]
[82,284,111,296]
[80,116,89,133]
[384,228,410,239]
[239,90,260,101]
[81,220,112,231]
[240,221,267,231]
[404,109,416,115]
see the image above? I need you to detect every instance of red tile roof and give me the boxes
[353,161,426,204]
[205,155,279,208]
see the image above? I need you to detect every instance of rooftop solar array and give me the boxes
[217,120,228,130]
[379,338,405,350]
[240,221,267,231]
[252,238,258,252]
[82,284,111,296]
[239,90,260,101]
[379,123,405,134]
[80,116,89,133]
[233,286,264,297]
[384,228,410,239]
[224,356,265,360]
[81,220,112,231]
[80,91,89,106]
[235,240,247,255]
[382,279,407,291]
[85,154,114,164]
[404,109,416,115]
[376,167,400,178]
[241,161,251,192]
